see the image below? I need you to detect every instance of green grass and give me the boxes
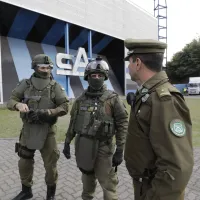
[185,98,200,147]
[0,98,200,146]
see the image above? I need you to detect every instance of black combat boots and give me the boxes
[12,184,33,200]
[46,184,56,200]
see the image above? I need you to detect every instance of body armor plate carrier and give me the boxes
[20,77,57,150]
[73,90,116,173]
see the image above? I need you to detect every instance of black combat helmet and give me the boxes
[84,56,109,80]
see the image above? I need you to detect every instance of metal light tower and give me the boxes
[154,0,167,67]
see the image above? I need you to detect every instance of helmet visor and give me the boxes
[37,64,53,68]
[86,61,109,71]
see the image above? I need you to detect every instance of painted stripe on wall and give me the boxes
[93,36,113,54]
[8,37,33,80]
[104,79,114,91]
[70,29,95,50]
[1,36,19,102]
[56,47,82,98]
[26,15,56,43]
[8,9,39,40]
[42,20,66,45]
[70,76,84,97]
[79,77,88,89]
[26,40,44,60]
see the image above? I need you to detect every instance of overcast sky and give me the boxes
[129,0,200,61]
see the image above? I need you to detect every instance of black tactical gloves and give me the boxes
[112,148,123,167]
[37,109,50,120]
[27,109,57,124]
[27,110,40,123]
[63,142,71,159]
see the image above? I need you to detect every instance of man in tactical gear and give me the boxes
[7,54,69,200]
[63,57,128,200]
[124,39,193,200]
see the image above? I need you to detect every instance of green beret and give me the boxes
[124,38,167,61]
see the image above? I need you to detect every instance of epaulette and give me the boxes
[156,87,171,99]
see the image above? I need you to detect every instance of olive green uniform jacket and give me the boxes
[124,71,193,200]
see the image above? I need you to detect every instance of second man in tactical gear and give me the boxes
[63,57,128,200]
[7,54,69,200]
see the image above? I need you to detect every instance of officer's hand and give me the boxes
[15,103,29,112]
[112,148,123,167]
[63,142,71,159]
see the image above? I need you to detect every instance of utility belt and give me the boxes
[133,168,157,183]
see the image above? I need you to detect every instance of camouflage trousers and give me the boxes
[81,142,119,200]
[18,132,60,187]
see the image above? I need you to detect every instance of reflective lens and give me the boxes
[86,60,109,71]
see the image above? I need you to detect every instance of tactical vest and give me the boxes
[20,77,57,150]
[73,90,117,174]
[23,78,56,112]
[74,90,116,139]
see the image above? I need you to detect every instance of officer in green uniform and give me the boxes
[124,39,194,200]
[7,54,69,200]
[63,57,128,200]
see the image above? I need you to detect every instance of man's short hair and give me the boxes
[131,53,164,72]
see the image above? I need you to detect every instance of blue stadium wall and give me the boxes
[0,2,125,102]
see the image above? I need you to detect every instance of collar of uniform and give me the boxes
[31,76,51,90]
[86,84,107,97]
[142,71,168,90]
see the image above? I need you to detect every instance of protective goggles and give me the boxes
[86,61,109,71]
[37,64,53,69]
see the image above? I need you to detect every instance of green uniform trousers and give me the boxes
[133,179,185,200]
[81,142,119,200]
[18,132,60,187]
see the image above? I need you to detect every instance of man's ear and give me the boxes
[136,58,142,70]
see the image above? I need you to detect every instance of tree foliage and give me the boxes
[166,38,200,83]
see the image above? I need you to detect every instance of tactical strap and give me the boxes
[16,143,35,159]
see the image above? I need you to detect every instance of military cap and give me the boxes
[124,38,167,61]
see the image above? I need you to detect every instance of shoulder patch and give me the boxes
[55,82,65,91]
[170,119,186,137]
[156,87,171,98]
